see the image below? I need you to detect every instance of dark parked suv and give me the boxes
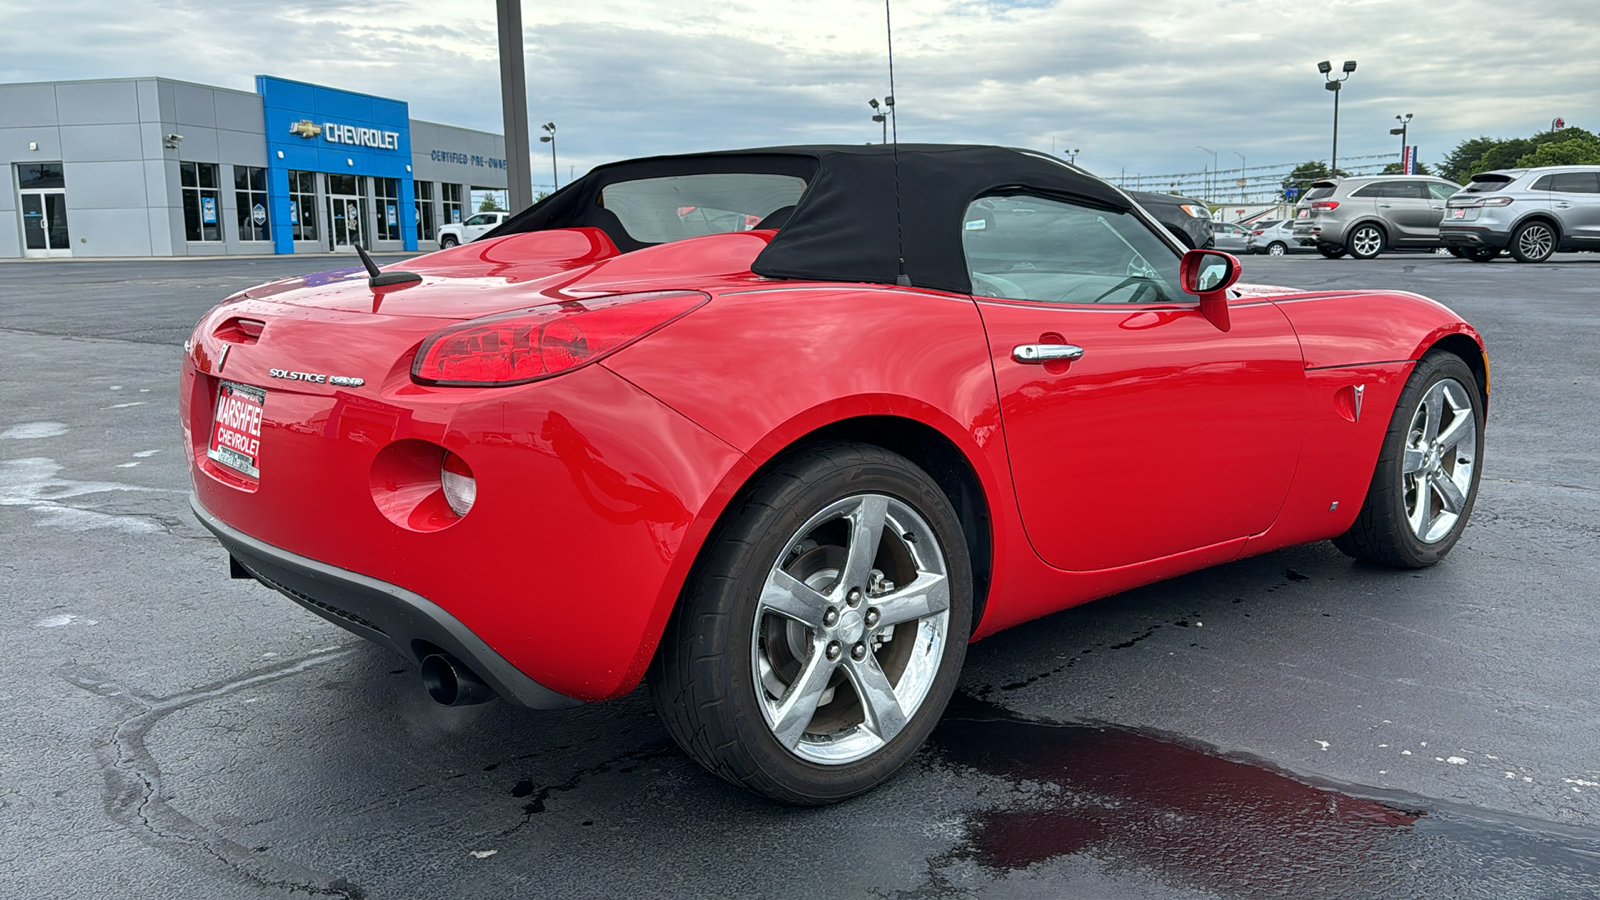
[1128,190,1214,250]
[1441,166,1600,263]
[1291,175,1461,259]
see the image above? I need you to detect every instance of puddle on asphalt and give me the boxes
[932,694,1600,898]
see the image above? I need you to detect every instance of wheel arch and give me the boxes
[1425,331,1490,412]
[1513,213,1564,242]
[1348,218,1390,245]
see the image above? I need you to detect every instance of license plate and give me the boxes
[1297,209,1310,218]
[208,381,265,478]
[1451,208,1466,219]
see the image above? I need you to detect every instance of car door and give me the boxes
[966,194,1306,572]
[1381,180,1438,242]
[462,213,494,241]
[1425,182,1458,237]
[1548,171,1600,244]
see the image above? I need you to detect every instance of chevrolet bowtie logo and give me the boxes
[289,120,322,139]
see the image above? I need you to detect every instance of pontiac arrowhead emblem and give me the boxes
[1353,384,1365,423]
[289,120,322,139]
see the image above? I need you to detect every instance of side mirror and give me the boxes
[1179,249,1241,332]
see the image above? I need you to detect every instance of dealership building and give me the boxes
[0,75,509,259]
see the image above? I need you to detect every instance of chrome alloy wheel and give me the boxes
[1268,242,1287,257]
[1402,378,1477,543]
[1516,223,1555,260]
[751,493,950,765]
[1350,226,1384,258]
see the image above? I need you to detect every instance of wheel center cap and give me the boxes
[835,608,865,645]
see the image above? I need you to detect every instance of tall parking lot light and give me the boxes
[1390,113,1414,171]
[1198,145,1218,201]
[868,98,888,144]
[539,122,558,190]
[1318,59,1357,176]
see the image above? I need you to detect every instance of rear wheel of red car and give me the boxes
[1347,224,1386,259]
[1318,244,1347,259]
[1333,353,1484,568]
[1509,220,1557,263]
[649,442,973,805]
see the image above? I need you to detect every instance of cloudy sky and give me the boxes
[5,0,1598,193]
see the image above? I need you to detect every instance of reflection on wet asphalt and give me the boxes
[933,694,1600,898]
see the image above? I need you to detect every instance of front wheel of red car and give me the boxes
[648,442,973,805]
[1333,353,1484,568]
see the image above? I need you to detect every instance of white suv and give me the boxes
[1441,166,1600,263]
[437,210,509,248]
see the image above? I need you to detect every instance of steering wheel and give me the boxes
[971,271,1027,300]
[1085,275,1162,304]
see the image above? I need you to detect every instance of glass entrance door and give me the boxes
[17,163,71,258]
[325,174,366,252]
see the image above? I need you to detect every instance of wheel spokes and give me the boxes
[760,568,832,629]
[1407,474,1432,535]
[1420,387,1445,443]
[769,643,836,750]
[838,495,888,597]
[1435,404,1475,453]
[1433,471,1468,515]
[873,571,950,629]
[843,653,908,743]
[1402,447,1428,475]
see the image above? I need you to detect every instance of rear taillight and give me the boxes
[1481,196,1514,207]
[1311,200,1340,211]
[411,290,709,386]
[1251,230,1264,236]
[441,451,476,517]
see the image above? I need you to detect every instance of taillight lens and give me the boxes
[411,290,709,386]
[1311,200,1340,211]
[1481,196,1514,207]
[441,451,476,517]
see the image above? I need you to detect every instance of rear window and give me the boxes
[1254,219,1282,229]
[1464,174,1519,193]
[600,173,807,243]
[1303,185,1336,202]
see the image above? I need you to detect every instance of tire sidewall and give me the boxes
[1376,355,1485,566]
[1348,224,1385,259]
[1510,221,1556,263]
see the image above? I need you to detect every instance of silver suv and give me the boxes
[1291,175,1461,259]
[1440,166,1600,263]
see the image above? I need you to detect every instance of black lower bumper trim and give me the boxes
[191,495,582,709]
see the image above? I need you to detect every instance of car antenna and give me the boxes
[353,242,421,288]
[885,0,910,287]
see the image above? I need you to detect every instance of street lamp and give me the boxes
[868,97,894,144]
[1197,145,1218,201]
[1234,151,1247,203]
[538,122,557,190]
[1390,113,1414,172]
[1317,59,1357,176]
[1066,148,1080,165]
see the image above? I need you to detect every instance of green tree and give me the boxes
[478,195,499,212]
[1281,160,1348,199]
[1439,137,1502,184]
[1440,127,1600,182]
[1380,160,1433,175]
[1516,132,1600,167]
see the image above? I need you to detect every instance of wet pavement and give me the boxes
[2,253,1598,898]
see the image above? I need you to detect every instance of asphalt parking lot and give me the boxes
[3,251,1598,898]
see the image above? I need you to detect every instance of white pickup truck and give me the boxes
[437,210,509,248]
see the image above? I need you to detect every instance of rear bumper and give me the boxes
[1440,226,1511,250]
[193,494,582,709]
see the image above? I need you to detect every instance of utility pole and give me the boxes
[496,0,534,212]
[539,122,558,190]
[1390,113,1413,171]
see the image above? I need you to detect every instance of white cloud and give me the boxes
[4,0,1597,189]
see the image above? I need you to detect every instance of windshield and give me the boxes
[600,173,807,243]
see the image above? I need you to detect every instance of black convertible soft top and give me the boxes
[493,144,1133,295]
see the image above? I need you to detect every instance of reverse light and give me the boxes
[1311,200,1340,211]
[411,290,710,386]
[440,451,476,517]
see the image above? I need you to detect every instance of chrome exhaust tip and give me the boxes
[420,652,496,706]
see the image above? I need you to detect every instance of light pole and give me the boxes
[1197,145,1218,201]
[1318,60,1357,176]
[1066,148,1080,165]
[1234,152,1247,203]
[1390,113,1413,172]
[538,122,557,190]
[868,97,894,143]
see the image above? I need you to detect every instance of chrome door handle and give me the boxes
[1377,203,1393,208]
[1013,344,1084,363]
[1556,202,1572,208]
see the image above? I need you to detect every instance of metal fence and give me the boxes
[1109,153,1402,205]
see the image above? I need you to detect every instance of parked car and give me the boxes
[1209,220,1251,253]
[1441,166,1600,263]
[182,144,1486,805]
[1128,190,1214,249]
[437,210,509,248]
[1245,219,1309,256]
[1291,176,1461,259]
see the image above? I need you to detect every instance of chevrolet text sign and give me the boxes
[321,123,400,150]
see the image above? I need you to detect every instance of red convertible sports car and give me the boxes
[182,145,1486,804]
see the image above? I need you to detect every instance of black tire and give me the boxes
[1509,220,1557,263]
[1347,223,1386,260]
[439,235,460,249]
[648,441,973,805]
[1318,244,1348,259]
[1446,246,1466,258]
[1464,247,1500,262]
[1267,242,1288,257]
[1333,353,1484,568]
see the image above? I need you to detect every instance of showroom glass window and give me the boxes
[961,194,1184,304]
[442,183,464,225]
[374,177,402,241]
[287,171,318,242]
[234,166,269,242]
[414,181,436,242]
[180,162,222,242]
